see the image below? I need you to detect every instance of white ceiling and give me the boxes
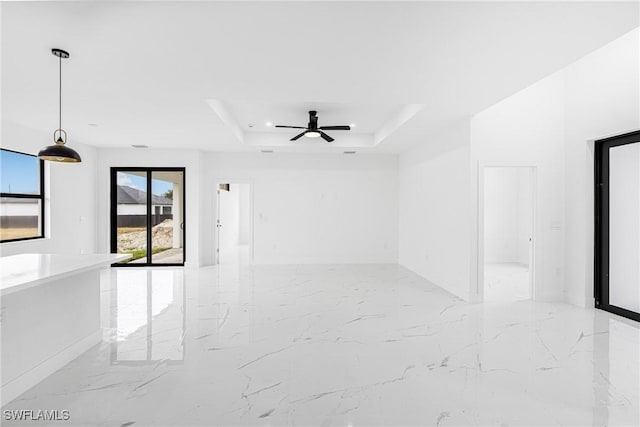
[1,1,638,153]
[227,101,402,134]
[210,100,423,148]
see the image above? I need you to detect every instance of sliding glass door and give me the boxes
[111,167,185,266]
[595,131,640,322]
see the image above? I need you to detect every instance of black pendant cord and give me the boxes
[59,53,62,132]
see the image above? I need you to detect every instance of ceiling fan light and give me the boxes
[305,130,321,138]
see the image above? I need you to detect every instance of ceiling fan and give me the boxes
[275,110,351,142]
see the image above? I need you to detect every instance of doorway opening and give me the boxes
[216,182,252,265]
[110,168,185,266]
[481,166,535,302]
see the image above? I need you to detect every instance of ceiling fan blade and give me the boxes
[320,131,334,143]
[290,131,307,141]
[275,125,306,129]
[319,125,351,131]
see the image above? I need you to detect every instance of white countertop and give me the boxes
[0,253,131,296]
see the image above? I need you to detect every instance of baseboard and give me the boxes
[529,288,560,302]
[252,257,398,265]
[1,330,101,406]
[584,296,595,309]
[562,293,594,308]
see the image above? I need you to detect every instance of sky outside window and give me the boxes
[0,150,40,194]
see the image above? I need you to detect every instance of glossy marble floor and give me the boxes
[3,264,639,426]
[484,263,530,302]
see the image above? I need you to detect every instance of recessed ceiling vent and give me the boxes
[131,144,149,148]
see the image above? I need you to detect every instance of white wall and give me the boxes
[471,28,640,305]
[471,72,566,302]
[0,122,98,257]
[205,153,398,265]
[95,148,204,267]
[0,131,394,270]
[484,167,531,265]
[563,28,640,307]
[398,122,472,301]
[238,184,250,245]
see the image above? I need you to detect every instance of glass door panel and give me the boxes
[114,171,148,265]
[151,171,184,264]
[609,142,640,314]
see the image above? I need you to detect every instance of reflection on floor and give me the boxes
[219,243,250,265]
[484,262,530,302]
[109,269,185,363]
[3,265,639,426]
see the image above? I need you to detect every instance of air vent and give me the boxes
[261,150,274,153]
[343,151,356,154]
[131,144,149,149]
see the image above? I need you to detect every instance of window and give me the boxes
[111,167,185,266]
[0,149,45,242]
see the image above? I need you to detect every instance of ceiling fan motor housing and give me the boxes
[308,110,318,130]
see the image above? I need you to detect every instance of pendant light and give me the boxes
[38,48,82,163]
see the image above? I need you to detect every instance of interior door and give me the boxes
[215,184,228,264]
[595,131,640,322]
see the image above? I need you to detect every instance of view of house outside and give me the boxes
[0,198,41,240]
[115,171,183,264]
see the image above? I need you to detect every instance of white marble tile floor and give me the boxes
[2,264,638,426]
[484,262,530,302]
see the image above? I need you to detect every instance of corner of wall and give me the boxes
[398,120,473,301]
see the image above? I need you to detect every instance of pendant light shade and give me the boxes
[39,48,81,163]
[38,133,82,162]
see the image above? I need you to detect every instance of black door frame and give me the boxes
[594,130,640,322]
[110,167,186,267]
